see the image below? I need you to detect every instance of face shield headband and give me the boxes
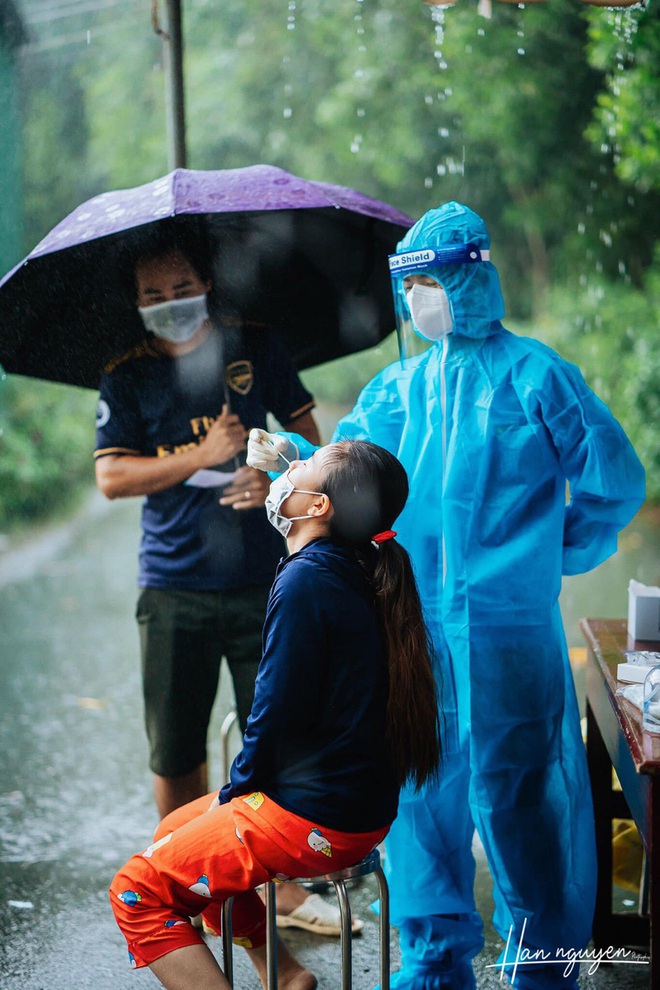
[388,242,490,276]
[389,243,490,361]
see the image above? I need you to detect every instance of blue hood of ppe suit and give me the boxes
[394,201,505,341]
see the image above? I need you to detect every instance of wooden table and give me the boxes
[582,617,660,985]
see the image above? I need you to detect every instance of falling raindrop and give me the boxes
[429,6,449,73]
[279,5,299,143]
[515,8,526,57]
[579,5,644,295]
[346,0,372,155]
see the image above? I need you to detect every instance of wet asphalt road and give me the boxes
[0,491,655,989]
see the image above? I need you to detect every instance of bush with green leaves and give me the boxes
[524,257,659,500]
[0,376,97,531]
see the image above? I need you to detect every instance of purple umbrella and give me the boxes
[0,165,412,389]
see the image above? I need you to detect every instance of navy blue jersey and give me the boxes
[219,538,399,832]
[94,326,314,590]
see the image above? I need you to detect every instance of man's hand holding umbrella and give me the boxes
[95,404,247,500]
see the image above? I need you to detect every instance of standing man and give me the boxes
[248,202,646,989]
[94,235,319,820]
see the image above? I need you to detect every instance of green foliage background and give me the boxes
[0,375,97,529]
[1,0,658,531]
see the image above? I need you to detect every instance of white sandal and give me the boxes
[275,892,365,936]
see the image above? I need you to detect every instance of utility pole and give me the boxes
[158,0,187,169]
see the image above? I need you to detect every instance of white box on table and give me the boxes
[628,579,660,642]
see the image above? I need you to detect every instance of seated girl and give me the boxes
[109,439,440,990]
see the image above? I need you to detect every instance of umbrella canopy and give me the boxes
[0,165,412,389]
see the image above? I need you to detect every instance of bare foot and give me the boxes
[246,936,317,990]
[276,956,318,990]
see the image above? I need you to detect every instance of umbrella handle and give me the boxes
[222,384,243,472]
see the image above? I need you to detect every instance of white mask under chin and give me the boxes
[407,283,453,341]
[139,294,209,344]
[265,470,323,538]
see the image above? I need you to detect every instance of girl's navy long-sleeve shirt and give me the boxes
[219,538,398,832]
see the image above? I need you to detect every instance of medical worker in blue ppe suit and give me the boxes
[247,202,646,990]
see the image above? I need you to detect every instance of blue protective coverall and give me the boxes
[288,203,646,989]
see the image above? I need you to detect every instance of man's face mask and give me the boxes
[138,294,209,344]
[265,470,324,538]
[407,283,453,341]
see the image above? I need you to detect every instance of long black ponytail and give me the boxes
[319,441,440,789]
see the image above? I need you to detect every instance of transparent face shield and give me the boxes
[389,243,490,362]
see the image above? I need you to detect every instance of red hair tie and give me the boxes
[371,530,397,548]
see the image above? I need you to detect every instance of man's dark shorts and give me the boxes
[136,584,270,778]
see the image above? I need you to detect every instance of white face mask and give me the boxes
[138,294,209,344]
[407,283,453,341]
[265,470,324,538]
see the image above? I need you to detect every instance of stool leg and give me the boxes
[219,708,239,786]
[333,879,353,990]
[222,897,234,987]
[265,881,278,990]
[375,867,390,990]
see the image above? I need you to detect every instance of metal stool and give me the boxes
[221,846,390,990]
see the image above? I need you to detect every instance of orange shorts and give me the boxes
[109,791,388,969]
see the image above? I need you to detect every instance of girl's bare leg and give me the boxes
[274,882,309,913]
[246,936,318,990]
[149,943,230,990]
[147,935,316,990]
